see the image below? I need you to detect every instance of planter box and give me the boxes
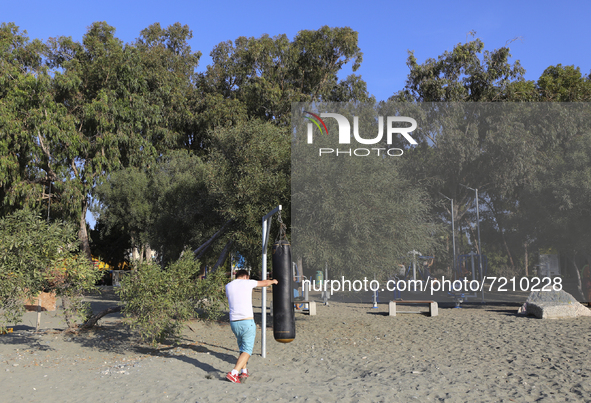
[24,291,57,312]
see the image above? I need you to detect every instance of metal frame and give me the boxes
[261,205,282,358]
[460,184,483,301]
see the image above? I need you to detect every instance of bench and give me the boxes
[389,300,438,317]
[295,300,316,316]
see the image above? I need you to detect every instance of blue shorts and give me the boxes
[230,319,256,356]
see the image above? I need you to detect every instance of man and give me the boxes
[225,269,278,383]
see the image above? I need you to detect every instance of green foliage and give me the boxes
[520,129,591,253]
[87,25,368,272]
[148,151,220,265]
[95,117,291,270]
[0,21,202,259]
[0,23,62,217]
[200,26,370,127]
[92,167,155,256]
[397,39,524,103]
[292,103,441,277]
[0,210,100,330]
[194,268,229,321]
[118,253,227,345]
[396,38,591,273]
[537,64,591,101]
[205,119,291,267]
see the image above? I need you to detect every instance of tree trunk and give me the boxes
[193,219,234,259]
[467,222,479,253]
[501,233,516,273]
[80,306,123,330]
[79,198,92,260]
[492,209,516,273]
[138,244,145,265]
[446,234,452,277]
[524,241,529,277]
[61,296,73,329]
[572,255,585,301]
[210,240,233,273]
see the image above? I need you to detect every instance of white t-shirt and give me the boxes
[225,279,258,321]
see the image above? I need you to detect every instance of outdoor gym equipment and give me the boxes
[272,235,295,343]
[450,251,488,305]
[404,252,434,282]
[322,264,330,306]
[372,273,379,308]
[261,205,280,358]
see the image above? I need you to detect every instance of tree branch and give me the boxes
[36,128,58,182]
[210,240,233,273]
[193,219,234,259]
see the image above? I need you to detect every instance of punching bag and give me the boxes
[272,240,295,343]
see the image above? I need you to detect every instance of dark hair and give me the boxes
[235,269,250,278]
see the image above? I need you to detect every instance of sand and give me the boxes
[2,287,591,403]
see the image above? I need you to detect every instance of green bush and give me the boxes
[118,252,228,345]
[0,210,101,331]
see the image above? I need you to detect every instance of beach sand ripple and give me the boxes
[2,291,591,402]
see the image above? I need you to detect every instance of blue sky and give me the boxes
[4,0,590,226]
[5,0,591,102]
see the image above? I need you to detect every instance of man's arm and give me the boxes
[257,279,278,287]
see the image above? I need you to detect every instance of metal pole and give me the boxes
[261,205,281,358]
[439,193,456,278]
[323,263,329,306]
[261,219,267,358]
[475,188,484,303]
[451,198,456,278]
[460,184,484,303]
[372,273,378,308]
[409,250,420,282]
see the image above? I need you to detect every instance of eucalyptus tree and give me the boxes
[391,39,591,277]
[0,23,66,218]
[44,22,201,258]
[388,39,535,273]
[198,26,370,127]
[88,25,371,272]
[170,27,373,270]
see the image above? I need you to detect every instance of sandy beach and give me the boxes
[2,287,591,403]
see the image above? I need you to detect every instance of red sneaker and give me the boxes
[226,372,241,383]
[240,370,249,379]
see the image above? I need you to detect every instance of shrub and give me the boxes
[0,210,100,331]
[118,252,228,345]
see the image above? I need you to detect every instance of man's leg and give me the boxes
[234,352,250,371]
[236,320,256,376]
[227,320,256,382]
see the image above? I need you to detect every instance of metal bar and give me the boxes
[261,205,281,358]
[439,193,456,279]
[475,189,484,303]
[261,219,267,358]
[451,199,456,278]
[460,184,484,303]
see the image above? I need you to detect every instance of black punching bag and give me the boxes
[272,240,295,343]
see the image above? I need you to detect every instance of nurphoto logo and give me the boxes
[304,111,418,157]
